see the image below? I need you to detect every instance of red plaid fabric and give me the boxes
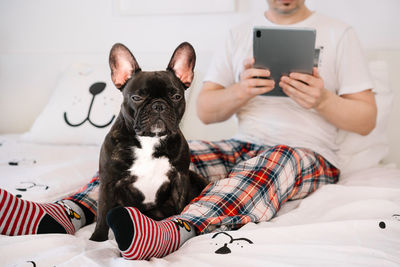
[175,139,340,233]
[64,173,99,215]
[66,139,339,234]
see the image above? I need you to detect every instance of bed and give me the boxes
[1,49,399,266]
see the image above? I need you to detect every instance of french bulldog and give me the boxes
[90,42,207,242]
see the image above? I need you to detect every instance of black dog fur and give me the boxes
[90,42,207,242]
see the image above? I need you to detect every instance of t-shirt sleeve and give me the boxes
[336,27,374,95]
[203,30,236,88]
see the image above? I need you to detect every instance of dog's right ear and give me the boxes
[109,43,141,89]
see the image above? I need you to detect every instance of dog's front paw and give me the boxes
[89,231,109,242]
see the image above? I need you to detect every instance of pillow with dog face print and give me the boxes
[21,63,122,146]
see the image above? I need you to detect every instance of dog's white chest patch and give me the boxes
[129,136,171,204]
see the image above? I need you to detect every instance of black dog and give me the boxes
[90,42,207,242]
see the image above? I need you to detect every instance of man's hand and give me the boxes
[237,58,275,100]
[279,67,376,135]
[196,58,275,124]
[279,67,327,109]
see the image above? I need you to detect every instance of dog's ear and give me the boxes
[167,42,196,89]
[109,43,141,89]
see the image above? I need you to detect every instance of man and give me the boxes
[0,0,376,261]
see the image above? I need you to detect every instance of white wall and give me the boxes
[0,0,399,133]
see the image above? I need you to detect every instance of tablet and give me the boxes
[253,26,316,97]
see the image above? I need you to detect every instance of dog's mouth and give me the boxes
[150,119,166,134]
[135,117,175,137]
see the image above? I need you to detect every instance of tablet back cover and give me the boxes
[253,27,316,97]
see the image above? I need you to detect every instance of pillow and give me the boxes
[336,60,392,174]
[21,63,122,146]
[22,60,197,146]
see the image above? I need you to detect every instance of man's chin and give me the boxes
[273,0,300,15]
[275,6,299,15]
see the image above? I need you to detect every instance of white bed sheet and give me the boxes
[1,134,399,267]
[0,134,99,202]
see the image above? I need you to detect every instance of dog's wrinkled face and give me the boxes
[122,71,186,136]
[109,42,195,137]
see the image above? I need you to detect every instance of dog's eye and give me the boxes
[171,94,182,101]
[131,95,143,102]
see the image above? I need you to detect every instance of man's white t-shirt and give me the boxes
[204,12,374,168]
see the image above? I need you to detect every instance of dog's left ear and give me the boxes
[109,43,141,89]
[167,42,196,89]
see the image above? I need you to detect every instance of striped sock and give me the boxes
[107,207,196,260]
[0,188,83,235]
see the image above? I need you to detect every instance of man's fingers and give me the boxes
[243,58,255,70]
[242,68,270,80]
[288,72,314,85]
[242,77,275,96]
[246,78,275,88]
[249,86,274,95]
[281,81,316,108]
[313,67,320,78]
[239,58,274,97]
[281,76,308,94]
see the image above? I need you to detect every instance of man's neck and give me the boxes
[265,6,312,25]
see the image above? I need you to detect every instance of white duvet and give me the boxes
[1,135,399,267]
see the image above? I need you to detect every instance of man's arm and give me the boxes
[197,58,275,124]
[280,67,377,135]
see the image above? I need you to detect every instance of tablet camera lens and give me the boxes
[256,30,261,38]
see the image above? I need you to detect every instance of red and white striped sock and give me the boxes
[107,206,196,260]
[0,188,80,235]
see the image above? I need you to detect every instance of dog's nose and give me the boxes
[152,101,166,113]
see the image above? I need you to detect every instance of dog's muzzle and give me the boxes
[135,100,178,136]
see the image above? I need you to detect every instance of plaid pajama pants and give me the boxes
[66,139,340,234]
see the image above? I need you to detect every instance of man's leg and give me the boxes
[178,145,340,233]
[0,173,99,235]
[188,139,262,183]
[107,139,265,259]
[108,144,339,260]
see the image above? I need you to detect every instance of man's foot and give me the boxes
[0,188,88,235]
